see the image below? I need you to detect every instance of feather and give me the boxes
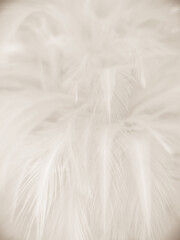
[0,0,180,239]
[128,133,151,233]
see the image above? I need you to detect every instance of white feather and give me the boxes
[0,0,180,239]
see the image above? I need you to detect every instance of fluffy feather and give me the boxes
[0,0,180,239]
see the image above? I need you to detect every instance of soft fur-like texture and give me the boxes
[0,0,180,239]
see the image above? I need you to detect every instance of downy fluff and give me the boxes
[0,0,180,239]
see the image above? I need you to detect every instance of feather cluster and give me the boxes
[0,0,180,239]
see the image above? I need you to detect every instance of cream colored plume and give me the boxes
[0,0,180,239]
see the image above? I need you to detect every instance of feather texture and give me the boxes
[0,0,180,239]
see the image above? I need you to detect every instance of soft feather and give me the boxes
[0,0,180,239]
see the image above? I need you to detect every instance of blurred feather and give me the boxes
[0,0,179,240]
